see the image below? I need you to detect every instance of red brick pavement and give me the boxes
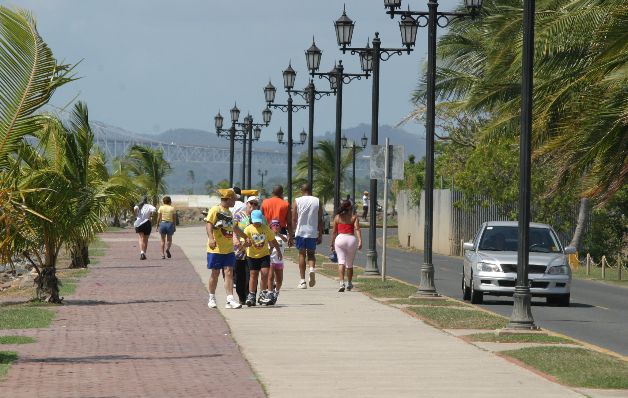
[0,230,265,398]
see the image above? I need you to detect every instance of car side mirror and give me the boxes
[564,246,576,255]
[463,242,474,251]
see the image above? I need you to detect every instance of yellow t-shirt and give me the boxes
[244,224,275,259]
[205,205,234,254]
[158,205,176,222]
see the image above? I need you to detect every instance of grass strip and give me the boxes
[0,351,18,378]
[388,298,466,307]
[0,336,36,345]
[407,306,508,329]
[571,266,628,287]
[0,307,55,329]
[467,332,575,344]
[354,278,417,298]
[502,346,628,389]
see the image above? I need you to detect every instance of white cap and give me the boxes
[246,196,259,203]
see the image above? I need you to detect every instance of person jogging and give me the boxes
[330,200,362,292]
[243,210,282,306]
[155,196,177,259]
[133,196,156,260]
[206,188,248,309]
[291,184,323,289]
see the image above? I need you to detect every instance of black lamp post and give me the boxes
[342,134,368,207]
[507,0,537,329]
[264,77,308,209]
[258,169,268,188]
[236,113,269,188]
[215,105,268,187]
[306,34,368,216]
[385,0,482,295]
[336,5,416,276]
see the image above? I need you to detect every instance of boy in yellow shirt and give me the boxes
[243,210,282,306]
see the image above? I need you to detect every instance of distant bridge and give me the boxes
[90,122,287,165]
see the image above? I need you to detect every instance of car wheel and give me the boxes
[547,294,570,307]
[470,271,483,304]
[462,273,471,301]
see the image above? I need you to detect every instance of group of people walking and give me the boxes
[132,183,363,310]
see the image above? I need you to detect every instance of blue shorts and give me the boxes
[159,221,175,236]
[207,252,236,269]
[295,236,317,251]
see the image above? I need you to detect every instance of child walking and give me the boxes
[267,219,287,305]
[330,200,362,292]
[243,210,282,306]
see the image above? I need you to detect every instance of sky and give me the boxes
[7,0,460,139]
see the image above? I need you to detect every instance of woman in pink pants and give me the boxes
[330,200,362,292]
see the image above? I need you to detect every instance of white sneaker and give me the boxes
[225,297,242,309]
[208,297,217,308]
[298,280,307,289]
[338,282,345,292]
[309,269,316,287]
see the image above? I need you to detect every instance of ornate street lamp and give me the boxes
[385,0,482,293]
[334,5,355,47]
[336,4,415,275]
[305,38,322,72]
[283,63,296,90]
[216,106,269,187]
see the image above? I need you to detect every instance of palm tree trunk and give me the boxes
[69,239,89,268]
[569,198,589,250]
[36,235,62,303]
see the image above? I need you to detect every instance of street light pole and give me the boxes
[508,0,537,329]
[229,122,236,186]
[258,169,268,188]
[334,63,343,213]
[241,116,249,186]
[335,5,414,275]
[385,0,482,295]
[307,81,315,189]
[342,134,368,208]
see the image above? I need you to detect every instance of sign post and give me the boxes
[370,141,404,281]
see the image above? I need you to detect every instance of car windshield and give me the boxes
[478,226,562,253]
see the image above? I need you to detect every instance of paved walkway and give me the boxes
[175,226,585,398]
[0,230,264,398]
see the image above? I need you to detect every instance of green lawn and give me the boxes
[571,264,628,287]
[0,336,36,345]
[0,351,18,379]
[354,278,417,298]
[502,346,628,389]
[0,307,55,329]
[388,298,467,307]
[407,306,508,329]
[467,332,575,344]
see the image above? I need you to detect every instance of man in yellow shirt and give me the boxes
[206,188,248,309]
[243,210,282,306]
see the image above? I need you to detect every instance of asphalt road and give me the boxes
[322,228,628,356]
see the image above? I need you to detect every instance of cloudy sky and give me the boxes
[8,0,459,138]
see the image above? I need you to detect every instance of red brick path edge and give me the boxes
[0,230,265,398]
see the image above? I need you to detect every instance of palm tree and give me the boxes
[123,145,172,206]
[0,6,74,267]
[411,0,627,204]
[293,140,355,206]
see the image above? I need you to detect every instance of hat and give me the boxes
[246,196,259,204]
[270,219,281,226]
[251,210,264,223]
[232,186,242,199]
[363,191,369,195]
[217,188,236,199]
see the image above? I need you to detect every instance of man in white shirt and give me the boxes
[291,184,323,289]
[362,191,369,221]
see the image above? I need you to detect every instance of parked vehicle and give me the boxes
[462,221,575,306]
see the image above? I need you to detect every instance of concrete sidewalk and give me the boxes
[177,226,585,398]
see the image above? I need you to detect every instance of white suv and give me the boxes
[462,221,575,306]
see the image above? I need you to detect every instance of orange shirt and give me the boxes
[261,196,289,227]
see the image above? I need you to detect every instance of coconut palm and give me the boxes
[293,140,355,206]
[123,145,172,206]
[0,6,74,266]
[411,0,627,204]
